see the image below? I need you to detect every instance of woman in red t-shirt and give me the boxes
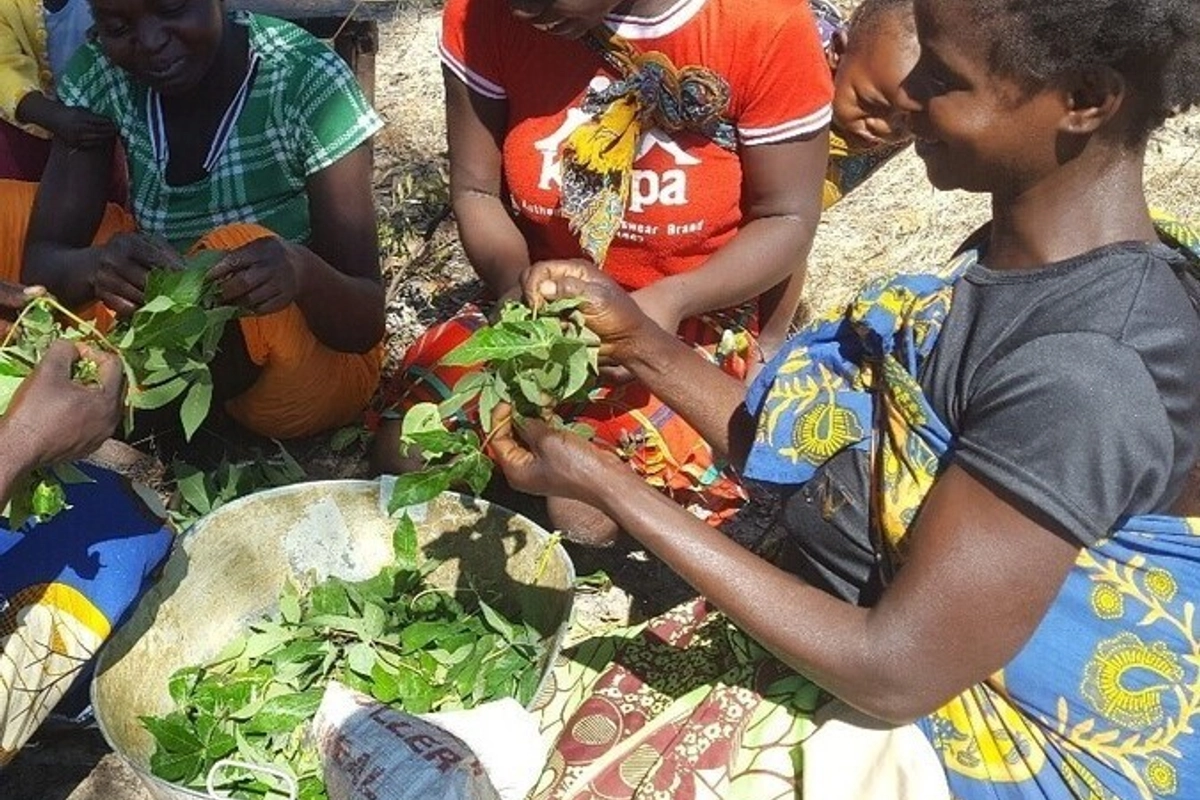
[374,0,834,542]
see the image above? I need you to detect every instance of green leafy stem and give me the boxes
[0,250,238,528]
[387,297,600,513]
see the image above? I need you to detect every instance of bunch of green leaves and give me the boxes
[114,250,239,440]
[142,515,545,800]
[386,404,492,512]
[0,295,94,403]
[443,298,600,427]
[0,251,237,527]
[389,298,599,510]
[0,297,102,527]
[170,444,306,529]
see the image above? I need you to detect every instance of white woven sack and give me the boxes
[313,681,502,800]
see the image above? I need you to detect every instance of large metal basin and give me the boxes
[91,480,574,800]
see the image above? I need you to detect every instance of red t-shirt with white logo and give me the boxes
[440,0,833,291]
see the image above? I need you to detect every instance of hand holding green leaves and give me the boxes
[0,339,124,528]
[0,284,120,526]
[490,411,631,510]
[2,339,123,467]
[0,251,238,526]
[94,232,187,319]
[116,249,239,439]
[388,297,600,511]
[519,259,653,366]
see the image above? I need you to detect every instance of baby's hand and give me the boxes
[45,103,117,149]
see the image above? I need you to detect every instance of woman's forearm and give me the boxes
[290,242,385,353]
[649,214,811,321]
[23,243,103,309]
[589,468,895,713]
[621,322,756,466]
[0,421,42,508]
[22,143,114,306]
[586,459,1080,726]
[453,190,532,296]
[443,70,530,299]
[650,132,826,336]
[608,214,816,464]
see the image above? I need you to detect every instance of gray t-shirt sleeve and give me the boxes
[952,332,1175,545]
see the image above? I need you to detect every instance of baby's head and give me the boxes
[829,0,918,150]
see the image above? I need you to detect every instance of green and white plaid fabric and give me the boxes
[58,12,383,251]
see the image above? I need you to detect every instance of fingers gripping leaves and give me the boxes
[117,250,239,438]
[389,299,600,511]
[0,250,238,527]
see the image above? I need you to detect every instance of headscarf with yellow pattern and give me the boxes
[559,28,737,265]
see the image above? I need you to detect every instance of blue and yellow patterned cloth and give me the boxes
[0,464,173,765]
[744,220,1200,799]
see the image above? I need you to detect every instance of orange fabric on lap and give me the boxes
[192,223,383,439]
[0,178,133,284]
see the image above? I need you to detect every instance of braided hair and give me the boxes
[965,0,1200,140]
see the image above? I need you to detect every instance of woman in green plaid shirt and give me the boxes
[12,0,386,439]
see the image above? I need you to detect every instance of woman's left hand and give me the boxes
[0,282,43,338]
[208,237,302,315]
[489,403,628,507]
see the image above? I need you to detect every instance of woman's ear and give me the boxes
[1060,66,1126,135]
[827,29,849,72]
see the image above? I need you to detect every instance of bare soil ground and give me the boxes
[3,4,1198,798]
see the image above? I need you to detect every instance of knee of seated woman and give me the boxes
[368,418,426,477]
[547,495,622,547]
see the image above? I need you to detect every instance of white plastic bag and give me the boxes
[801,699,951,800]
[313,681,502,800]
[422,698,547,800]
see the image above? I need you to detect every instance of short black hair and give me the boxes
[965,0,1200,140]
[848,0,916,46]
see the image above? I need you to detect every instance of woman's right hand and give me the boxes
[489,403,629,509]
[519,259,652,366]
[94,233,186,318]
[2,341,125,471]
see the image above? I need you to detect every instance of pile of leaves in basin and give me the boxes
[140,516,546,800]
